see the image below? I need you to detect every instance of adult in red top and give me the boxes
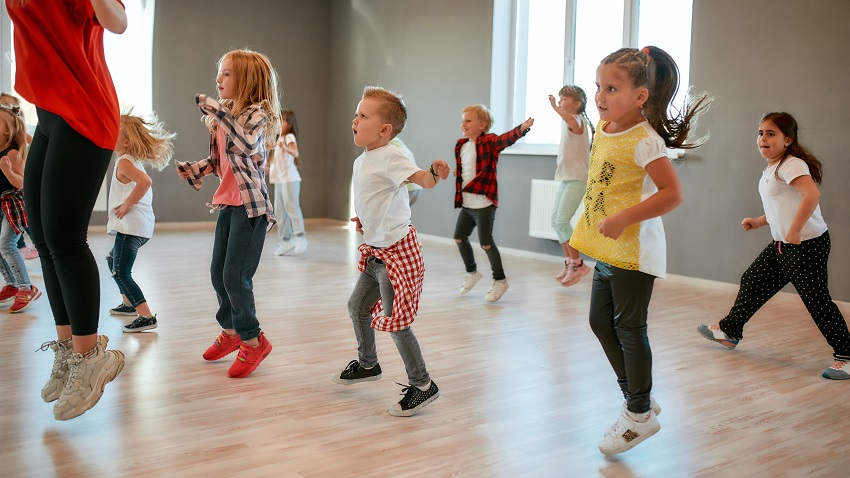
[6,0,128,421]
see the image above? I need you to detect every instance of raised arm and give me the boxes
[407,160,450,189]
[91,0,127,34]
[548,95,582,133]
[492,118,534,150]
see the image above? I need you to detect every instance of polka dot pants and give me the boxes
[719,231,850,361]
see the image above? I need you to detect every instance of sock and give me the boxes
[18,285,31,292]
[416,381,432,392]
[625,409,651,423]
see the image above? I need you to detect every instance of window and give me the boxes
[1,0,156,126]
[492,0,694,154]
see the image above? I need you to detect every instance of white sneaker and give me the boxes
[485,279,509,302]
[459,271,483,295]
[53,341,124,420]
[275,241,295,256]
[605,396,661,436]
[292,235,308,254]
[39,335,109,403]
[599,409,660,455]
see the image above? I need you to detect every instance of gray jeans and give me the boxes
[348,256,430,387]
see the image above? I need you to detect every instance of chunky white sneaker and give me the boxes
[822,360,849,380]
[459,271,483,295]
[561,261,591,287]
[599,409,660,455]
[39,335,108,403]
[555,262,569,281]
[292,235,308,254]
[485,279,509,302]
[53,341,124,420]
[275,241,295,256]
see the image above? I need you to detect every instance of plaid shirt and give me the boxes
[357,226,425,332]
[0,188,27,234]
[454,124,528,208]
[176,95,276,229]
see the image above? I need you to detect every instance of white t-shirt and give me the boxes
[554,117,590,182]
[758,156,827,242]
[107,155,155,238]
[352,143,420,247]
[460,140,493,209]
[269,133,300,183]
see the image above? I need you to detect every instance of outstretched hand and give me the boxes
[548,94,557,108]
[522,117,534,132]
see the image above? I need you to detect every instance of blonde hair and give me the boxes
[120,113,176,171]
[462,104,493,133]
[0,105,28,161]
[362,86,407,138]
[205,49,281,149]
[0,92,20,107]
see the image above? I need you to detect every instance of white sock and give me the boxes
[416,381,431,392]
[625,409,650,423]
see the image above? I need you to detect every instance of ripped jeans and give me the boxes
[106,232,149,307]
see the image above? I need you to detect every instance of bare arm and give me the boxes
[784,175,820,244]
[282,139,299,158]
[91,0,127,34]
[113,158,152,219]
[547,95,582,133]
[597,157,683,239]
[742,215,768,231]
[407,160,450,189]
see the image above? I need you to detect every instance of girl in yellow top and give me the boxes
[569,46,710,455]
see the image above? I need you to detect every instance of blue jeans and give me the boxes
[348,256,430,387]
[0,212,30,287]
[453,205,505,280]
[273,181,305,242]
[106,233,149,307]
[211,206,267,341]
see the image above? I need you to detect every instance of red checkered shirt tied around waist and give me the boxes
[453,124,529,208]
[0,189,28,234]
[357,226,425,332]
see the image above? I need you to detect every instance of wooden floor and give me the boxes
[2,219,848,477]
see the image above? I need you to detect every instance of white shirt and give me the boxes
[352,144,420,247]
[269,133,300,183]
[758,156,827,242]
[107,155,155,238]
[554,117,590,182]
[460,140,493,209]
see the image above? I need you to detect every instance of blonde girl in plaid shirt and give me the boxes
[177,49,280,379]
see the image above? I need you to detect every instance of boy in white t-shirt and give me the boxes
[333,86,450,417]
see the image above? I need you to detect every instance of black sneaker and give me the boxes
[123,315,157,333]
[110,303,137,316]
[332,360,382,385]
[389,381,440,417]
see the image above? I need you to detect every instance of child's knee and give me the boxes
[481,244,492,250]
[454,239,463,244]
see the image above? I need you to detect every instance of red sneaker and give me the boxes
[10,285,42,313]
[0,285,19,304]
[228,332,272,378]
[202,331,243,361]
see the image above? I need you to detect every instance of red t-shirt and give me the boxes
[6,0,124,150]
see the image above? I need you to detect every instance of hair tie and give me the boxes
[640,46,651,57]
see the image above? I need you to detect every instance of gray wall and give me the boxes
[150,0,330,222]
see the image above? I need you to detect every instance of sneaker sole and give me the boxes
[9,290,42,313]
[110,311,138,317]
[228,343,272,378]
[822,369,850,380]
[388,390,440,417]
[599,420,660,455]
[562,265,591,287]
[123,323,158,333]
[697,325,738,349]
[332,373,382,385]
[0,296,15,305]
[54,350,125,421]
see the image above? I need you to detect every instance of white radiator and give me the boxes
[528,179,583,240]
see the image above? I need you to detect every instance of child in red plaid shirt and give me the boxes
[0,103,41,313]
[453,104,533,302]
[333,86,449,417]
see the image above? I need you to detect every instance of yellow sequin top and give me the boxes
[569,121,669,278]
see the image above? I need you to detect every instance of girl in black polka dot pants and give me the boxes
[698,112,850,380]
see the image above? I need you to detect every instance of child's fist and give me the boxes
[522,117,534,132]
[432,160,450,180]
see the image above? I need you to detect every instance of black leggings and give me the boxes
[25,108,112,336]
[718,231,850,361]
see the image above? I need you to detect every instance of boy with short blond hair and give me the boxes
[453,104,533,302]
[334,86,450,417]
